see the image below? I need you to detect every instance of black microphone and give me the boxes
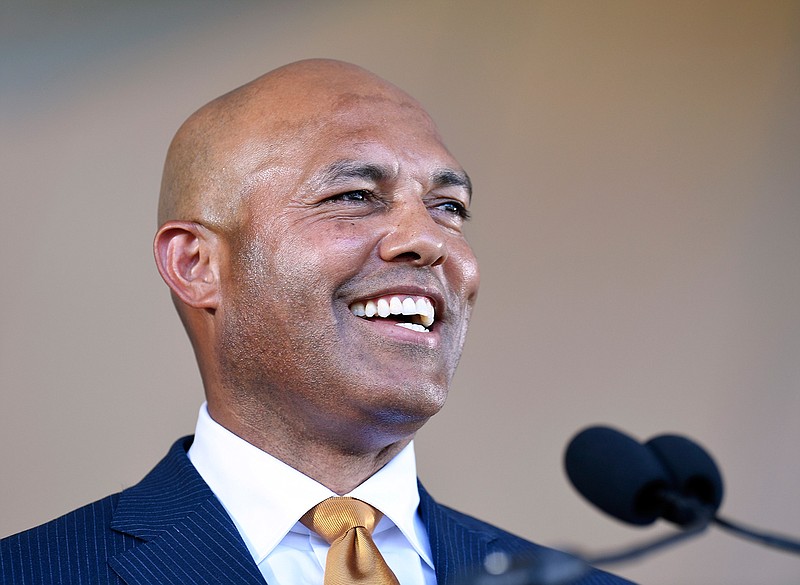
[565,426,800,556]
[645,434,723,526]
[563,426,712,528]
[466,425,800,585]
[464,426,714,584]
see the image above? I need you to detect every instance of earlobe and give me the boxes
[154,221,221,309]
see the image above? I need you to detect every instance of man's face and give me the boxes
[216,94,479,448]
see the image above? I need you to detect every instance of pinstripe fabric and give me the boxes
[419,484,634,585]
[0,495,135,584]
[1,437,263,585]
[2,437,633,584]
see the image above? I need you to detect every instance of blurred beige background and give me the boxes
[2,1,799,583]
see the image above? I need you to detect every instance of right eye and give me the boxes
[327,189,373,203]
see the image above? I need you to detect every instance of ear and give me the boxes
[153,221,221,309]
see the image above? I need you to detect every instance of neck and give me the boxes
[207,400,416,494]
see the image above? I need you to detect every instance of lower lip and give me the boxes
[352,315,439,347]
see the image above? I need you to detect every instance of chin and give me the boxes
[368,379,450,427]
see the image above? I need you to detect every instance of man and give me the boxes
[1,59,631,585]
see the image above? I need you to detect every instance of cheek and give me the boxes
[278,222,376,282]
[448,240,481,300]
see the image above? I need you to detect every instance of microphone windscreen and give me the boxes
[646,434,724,514]
[565,426,672,525]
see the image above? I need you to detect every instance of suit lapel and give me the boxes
[418,483,493,585]
[108,437,265,585]
[109,497,264,585]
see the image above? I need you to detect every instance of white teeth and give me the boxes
[377,298,390,318]
[415,297,429,316]
[389,296,403,314]
[417,298,435,327]
[349,294,436,331]
[396,322,428,332]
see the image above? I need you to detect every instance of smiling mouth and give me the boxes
[349,295,435,333]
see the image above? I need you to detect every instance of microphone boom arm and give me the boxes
[582,520,710,567]
[713,514,800,555]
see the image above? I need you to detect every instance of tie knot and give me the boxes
[301,497,382,544]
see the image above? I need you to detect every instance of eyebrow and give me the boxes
[316,159,473,200]
[317,160,389,186]
[432,168,472,200]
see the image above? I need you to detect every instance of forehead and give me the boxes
[241,94,464,196]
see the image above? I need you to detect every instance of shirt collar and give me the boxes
[348,438,432,565]
[187,403,432,567]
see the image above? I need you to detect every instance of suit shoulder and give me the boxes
[451,503,532,539]
[1,492,136,584]
[438,505,634,584]
[0,438,197,584]
[419,490,635,585]
[422,495,547,555]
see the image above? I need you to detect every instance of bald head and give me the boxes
[157,59,439,230]
[153,59,478,479]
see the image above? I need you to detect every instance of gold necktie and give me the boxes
[301,497,400,585]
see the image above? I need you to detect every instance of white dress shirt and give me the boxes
[188,403,436,584]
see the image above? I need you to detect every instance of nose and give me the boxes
[378,199,448,267]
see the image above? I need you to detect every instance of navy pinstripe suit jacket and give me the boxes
[1,437,632,585]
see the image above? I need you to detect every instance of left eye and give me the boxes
[325,189,373,203]
[328,190,372,203]
[436,201,471,220]
[338,189,369,201]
